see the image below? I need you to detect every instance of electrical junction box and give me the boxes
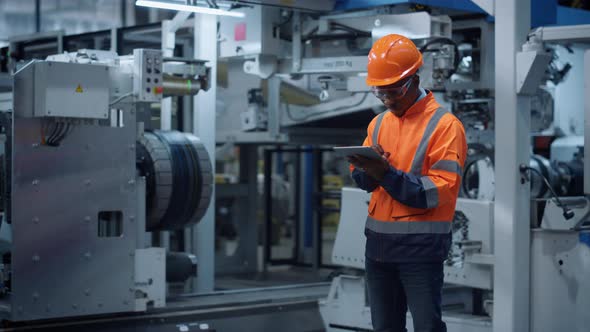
[13,61,109,119]
[219,6,282,58]
[133,49,163,102]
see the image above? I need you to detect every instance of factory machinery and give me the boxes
[0,47,213,321]
[0,47,330,331]
[0,1,589,331]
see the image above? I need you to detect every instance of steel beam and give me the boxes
[585,50,590,195]
[193,13,217,293]
[493,1,531,332]
[278,56,368,74]
[268,76,281,139]
[292,11,302,72]
[161,12,191,132]
[533,24,590,43]
[159,12,194,252]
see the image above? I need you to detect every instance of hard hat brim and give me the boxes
[365,63,422,87]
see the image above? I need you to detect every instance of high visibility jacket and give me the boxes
[351,91,467,262]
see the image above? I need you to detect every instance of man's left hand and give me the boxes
[348,145,390,181]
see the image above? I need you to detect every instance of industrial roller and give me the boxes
[162,74,208,96]
[137,130,213,231]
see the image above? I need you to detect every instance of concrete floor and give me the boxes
[215,228,341,291]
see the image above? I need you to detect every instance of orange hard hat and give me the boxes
[366,34,423,87]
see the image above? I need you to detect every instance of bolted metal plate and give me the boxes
[10,112,138,321]
[331,187,370,269]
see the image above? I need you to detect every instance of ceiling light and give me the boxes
[136,0,245,18]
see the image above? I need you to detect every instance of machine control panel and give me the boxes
[133,49,163,102]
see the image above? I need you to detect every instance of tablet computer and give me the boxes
[333,146,383,160]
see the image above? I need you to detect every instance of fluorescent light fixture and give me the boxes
[136,0,245,18]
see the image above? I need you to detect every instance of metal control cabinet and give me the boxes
[14,61,109,119]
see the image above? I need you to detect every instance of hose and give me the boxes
[520,164,575,220]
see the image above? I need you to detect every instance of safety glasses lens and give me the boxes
[371,78,412,100]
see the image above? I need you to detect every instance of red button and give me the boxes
[154,86,163,94]
[235,23,246,41]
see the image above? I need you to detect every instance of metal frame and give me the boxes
[493,1,531,332]
[532,24,590,43]
[586,50,590,195]
[3,283,330,332]
[157,12,193,251]
[192,13,217,293]
[0,23,194,72]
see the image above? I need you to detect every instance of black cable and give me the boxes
[276,10,293,28]
[52,123,71,146]
[461,146,494,199]
[329,22,371,37]
[306,32,368,42]
[44,122,55,144]
[205,0,218,9]
[296,24,370,43]
[280,26,320,42]
[228,3,250,10]
[303,26,319,40]
[520,164,575,220]
[52,123,66,145]
[421,48,443,53]
[46,122,62,145]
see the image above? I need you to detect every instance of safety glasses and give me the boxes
[371,76,414,100]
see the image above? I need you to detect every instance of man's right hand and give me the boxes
[371,144,391,159]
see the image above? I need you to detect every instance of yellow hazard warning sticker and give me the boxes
[75,84,83,93]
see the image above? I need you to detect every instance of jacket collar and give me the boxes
[400,90,440,118]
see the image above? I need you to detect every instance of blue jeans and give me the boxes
[365,258,447,332]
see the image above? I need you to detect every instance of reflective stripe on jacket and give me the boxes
[350,91,467,262]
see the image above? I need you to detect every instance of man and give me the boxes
[348,34,467,332]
